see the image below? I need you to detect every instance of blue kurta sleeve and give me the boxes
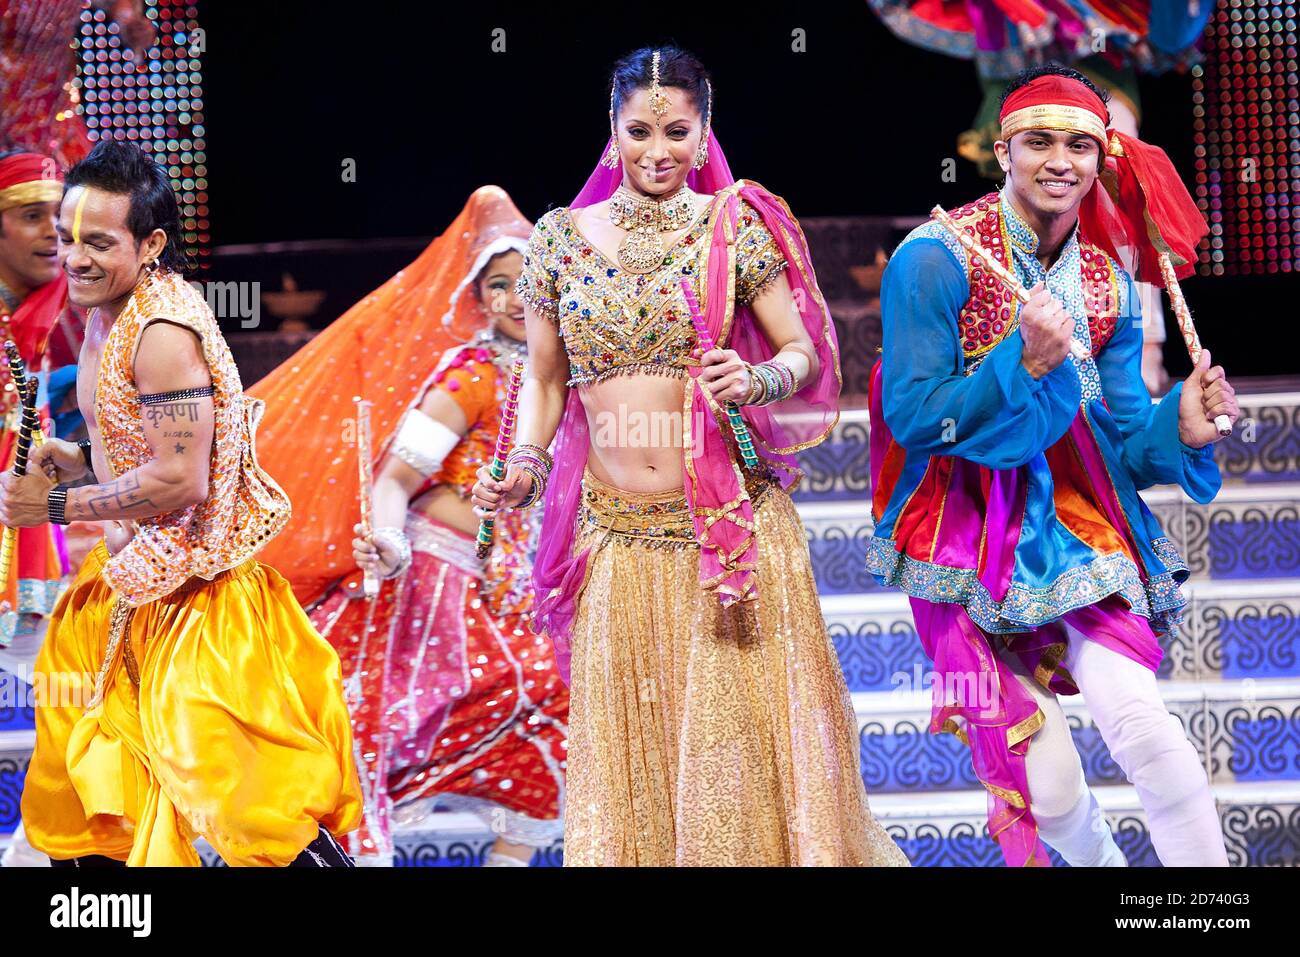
[880,238,1081,469]
[1093,273,1220,504]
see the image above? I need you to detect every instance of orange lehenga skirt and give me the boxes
[562,469,909,867]
[20,542,362,866]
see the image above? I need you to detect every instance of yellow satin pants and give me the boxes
[21,542,362,866]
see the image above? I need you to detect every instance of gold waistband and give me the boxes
[579,468,773,546]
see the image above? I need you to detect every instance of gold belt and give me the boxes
[579,468,773,547]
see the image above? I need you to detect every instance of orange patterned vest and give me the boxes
[946,192,1120,369]
[96,269,291,605]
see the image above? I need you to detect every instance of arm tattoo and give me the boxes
[72,472,160,520]
[144,400,203,428]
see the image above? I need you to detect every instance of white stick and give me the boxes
[1156,252,1232,437]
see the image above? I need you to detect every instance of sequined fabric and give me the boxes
[516,198,786,386]
[563,475,908,867]
[918,191,1119,401]
[94,269,291,606]
[312,512,567,861]
[413,339,538,616]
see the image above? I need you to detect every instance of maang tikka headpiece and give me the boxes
[648,49,671,126]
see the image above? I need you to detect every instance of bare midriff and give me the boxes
[579,373,688,494]
[411,483,479,537]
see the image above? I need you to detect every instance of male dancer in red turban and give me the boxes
[870,65,1239,866]
[0,149,69,646]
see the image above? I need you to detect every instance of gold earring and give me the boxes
[601,139,620,169]
[693,136,709,171]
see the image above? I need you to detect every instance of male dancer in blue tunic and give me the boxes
[868,65,1240,866]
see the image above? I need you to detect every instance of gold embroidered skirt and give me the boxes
[563,470,908,866]
[21,542,363,866]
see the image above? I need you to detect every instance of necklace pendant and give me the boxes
[618,229,665,274]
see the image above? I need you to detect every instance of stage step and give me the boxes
[790,392,1300,504]
[824,579,1300,687]
[872,781,1300,867]
[798,482,1300,595]
[5,780,1294,867]
[849,679,1300,793]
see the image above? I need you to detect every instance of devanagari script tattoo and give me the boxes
[144,400,202,429]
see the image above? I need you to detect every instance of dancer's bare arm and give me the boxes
[471,306,568,511]
[64,320,214,522]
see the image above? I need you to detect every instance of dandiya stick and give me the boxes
[475,357,525,560]
[1156,252,1232,437]
[4,342,43,446]
[680,277,760,469]
[354,397,379,598]
[0,359,39,605]
[929,205,1090,361]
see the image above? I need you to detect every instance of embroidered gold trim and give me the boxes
[1032,641,1069,690]
[86,598,135,710]
[1000,105,1107,145]
[0,180,62,212]
[1007,707,1046,747]
[983,780,1028,809]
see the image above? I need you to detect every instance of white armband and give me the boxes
[391,409,462,478]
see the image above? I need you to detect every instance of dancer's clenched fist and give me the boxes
[1019,282,1073,379]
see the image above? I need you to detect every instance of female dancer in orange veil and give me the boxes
[249,187,567,867]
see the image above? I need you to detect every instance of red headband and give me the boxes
[999,75,1110,147]
[0,152,62,212]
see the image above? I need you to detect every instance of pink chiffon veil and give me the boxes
[531,128,842,682]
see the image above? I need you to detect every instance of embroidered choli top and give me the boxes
[96,269,291,606]
[516,197,787,386]
[401,340,538,614]
[410,344,506,500]
[868,190,1220,637]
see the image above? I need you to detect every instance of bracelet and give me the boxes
[506,447,553,485]
[754,362,778,406]
[515,463,548,509]
[751,359,797,407]
[769,359,796,399]
[743,364,764,406]
[48,488,70,525]
[510,443,554,473]
[371,526,412,579]
[77,439,94,476]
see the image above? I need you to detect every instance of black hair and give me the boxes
[64,139,193,274]
[610,45,712,126]
[1000,63,1111,125]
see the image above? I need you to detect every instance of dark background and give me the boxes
[196,0,1291,379]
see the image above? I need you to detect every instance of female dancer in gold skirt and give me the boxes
[472,46,907,867]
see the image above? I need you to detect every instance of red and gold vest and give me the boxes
[944,193,1120,368]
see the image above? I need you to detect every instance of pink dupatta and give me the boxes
[531,131,841,682]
